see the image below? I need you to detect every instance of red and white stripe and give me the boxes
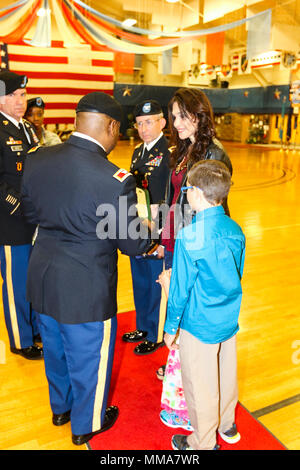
[250,51,281,69]
[6,42,114,126]
[231,54,239,71]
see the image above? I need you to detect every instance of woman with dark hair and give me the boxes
[157,88,233,432]
[158,87,232,269]
[168,87,218,170]
[24,97,61,147]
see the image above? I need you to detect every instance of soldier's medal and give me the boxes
[24,121,39,144]
[6,136,22,145]
[145,154,163,167]
[31,128,40,144]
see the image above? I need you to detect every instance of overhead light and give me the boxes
[165,0,180,3]
[37,8,51,16]
[122,19,137,28]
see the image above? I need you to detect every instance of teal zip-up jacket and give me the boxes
[164,205,246,344]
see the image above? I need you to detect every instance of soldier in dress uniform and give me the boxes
[122,100,170,355]
[0,71,43,360]
[21,91,150,445]
[24,97,62,146]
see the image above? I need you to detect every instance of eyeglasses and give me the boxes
[134,118,161,129]
[181,186,200,193]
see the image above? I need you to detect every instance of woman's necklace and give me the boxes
[175,156,188,175]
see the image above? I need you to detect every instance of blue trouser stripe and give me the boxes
[0,244,39,349]
[37,313,117,435]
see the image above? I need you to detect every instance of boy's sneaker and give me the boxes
[218,423,241,444]
[171,435,194,450]
[171,435,220,451]
[160,410,193,431]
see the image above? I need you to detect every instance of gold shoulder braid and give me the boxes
[175,156,188,175]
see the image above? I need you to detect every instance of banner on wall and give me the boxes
[280,51,298,71]
[231,50,282,71]
[290,80,300,106]
[162,48,173,75]
[113,52,135,74]
[206,32,225,66]
[246,9,272,60]
[238,53,251,74]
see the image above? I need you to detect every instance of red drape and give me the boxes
[0,0,42,44]
[60,0,112,51]
[70,0,181,47]
[113,52,135,74]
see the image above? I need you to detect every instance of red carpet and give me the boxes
[89,310,286,451]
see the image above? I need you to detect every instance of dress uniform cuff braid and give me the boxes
[10,201,21,215]
[5,192,21,215]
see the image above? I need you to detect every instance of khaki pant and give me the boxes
[179,329,238,450]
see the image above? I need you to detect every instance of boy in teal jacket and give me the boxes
[160,159,245,450]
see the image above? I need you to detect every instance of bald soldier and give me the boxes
[21,92,150,445]
[0,71,42,360]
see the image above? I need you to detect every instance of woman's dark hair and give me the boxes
[168,88,215,169]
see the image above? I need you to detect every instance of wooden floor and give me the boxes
[1,140,300,450]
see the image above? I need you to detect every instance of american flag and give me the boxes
[0,43,9,71]
[0,42,114,127]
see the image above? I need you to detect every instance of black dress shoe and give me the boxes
[134,340,164,355]
[122,329,147,343]
[72,406,119,446]
[52,410,71,426]
[10,345,43,360]
[34,333,42,343]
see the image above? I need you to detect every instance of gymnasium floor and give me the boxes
[0,140,299,450]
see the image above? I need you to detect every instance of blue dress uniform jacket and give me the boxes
[21,134,151,435]
[0,112,40,349]
[130,134,170,204]
[21,134,150,324]
[0,112,38,245]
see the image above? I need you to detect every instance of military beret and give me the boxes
[76,92,122,122]
[134,100,162,118]
[0,71,28,96]
[26,97,45,113]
